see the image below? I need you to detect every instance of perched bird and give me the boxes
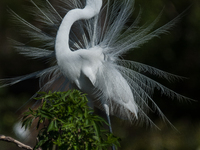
[1,0,189,131]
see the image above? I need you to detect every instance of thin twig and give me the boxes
[0,135,36,150]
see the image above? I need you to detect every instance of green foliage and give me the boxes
[22,90,120,150]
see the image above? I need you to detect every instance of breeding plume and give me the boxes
[1,0,188,128]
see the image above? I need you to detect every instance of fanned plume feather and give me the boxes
[0,0,191,127]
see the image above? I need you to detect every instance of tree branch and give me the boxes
[0,135,35,150]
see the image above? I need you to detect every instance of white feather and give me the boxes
[0,0,191,128]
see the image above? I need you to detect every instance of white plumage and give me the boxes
[1,0,189,129]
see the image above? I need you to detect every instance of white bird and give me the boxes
[1,0,189,131]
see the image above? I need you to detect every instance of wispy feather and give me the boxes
[1,0,191,128]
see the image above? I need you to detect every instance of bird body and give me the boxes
[57,46,104,90]
[0,0,189,128]
[55,0,138,122]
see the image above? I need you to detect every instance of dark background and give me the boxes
[0,0,200,149]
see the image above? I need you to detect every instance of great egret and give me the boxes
[1,0,189,132]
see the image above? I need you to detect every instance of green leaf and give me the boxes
[47,120,55,132]
[92,121,101,142]
[68,106,72,113]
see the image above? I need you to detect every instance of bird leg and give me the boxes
[103,104,115,150]
[103,104,112,133]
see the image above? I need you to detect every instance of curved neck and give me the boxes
[55,0,102,55]
[55,9,83,54]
